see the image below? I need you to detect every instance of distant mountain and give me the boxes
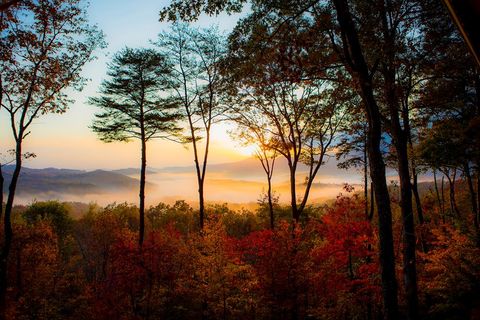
[0,157,368,205]
[1,166,147,196]
[111,167,158,176]
[156,156,361,183]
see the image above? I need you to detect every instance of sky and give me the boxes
[0,0,251,170]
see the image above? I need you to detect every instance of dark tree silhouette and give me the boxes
[223,16,347,222]
[0,0,103,314]
[90,47,181,246]
[156,24,226,229]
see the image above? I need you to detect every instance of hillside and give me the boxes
[1,166,147,196]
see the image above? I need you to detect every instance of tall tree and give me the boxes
[329,1,400,317]
[159,1,399,317]
[90,47,181,246]
[0,0,104,315]
[156,24,226,229]
[223,15,347,222]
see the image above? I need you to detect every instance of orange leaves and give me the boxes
[417,223,480,315]
[7,195,480,318]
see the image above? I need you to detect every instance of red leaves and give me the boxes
[6,195,480,318]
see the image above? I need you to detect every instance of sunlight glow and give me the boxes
[236,144,259,157]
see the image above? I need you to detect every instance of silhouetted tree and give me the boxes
[90,47,181,246]
[229,114,278,229]
[0,0,103,314]
[156,24,226,229]
[224,15,347,222]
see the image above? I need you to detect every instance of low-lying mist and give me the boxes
[12,171,356,208]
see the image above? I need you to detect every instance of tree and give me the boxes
[328,2,400,317]
[416,120,465,218]
[229,115,278,229]
[158,1,400,317]
[0,0,104,314]
[22,200,73,250]
[336,113,374,220]
[224,15,347,222]
[90,47,181,246]
[155,24,226,229]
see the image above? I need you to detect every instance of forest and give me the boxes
[1,0,480,319]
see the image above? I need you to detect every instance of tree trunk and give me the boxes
[446,170,460,217]
[332,1,399,318]
[139,135,147,247]
[412,170,424,224]
[0,164,4,319]
[267,175,274,230]
[198,178,205,230]
[364,134,369,219]
[395,138,418,320]
[190,132,205,230]
[477,173,480,228]
[0,139,23,318]
[369,182,375,221]
[289,162,299,222]
[379,0,418,314]
[384,79,418,320]
[433,170,443,222]
[441,175,446,219]
[0,164,3,219]
[464,163,479,245]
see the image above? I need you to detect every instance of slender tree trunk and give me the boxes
[198,127,211,231]
[465,162,478,217]
[445,172,454,215]
[267,175,274,230]
[441,175,446,219]
[477,173,480,228]
[433,170,443,222]
[446,170,460,217]
[289,162,299,222]
[366,96,399,320]
[364,134,369,219]
[198,178,205,229]
[0,139,23,318]
[332,1,399,318]
[412,170,423,224]
[452,170,460,216]
[404,81,423,226]
[139,135,147,247]
[450,169,460,217]
[464,163,479,245]
[187,114,205,230]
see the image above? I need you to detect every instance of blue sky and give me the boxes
[0,0,249,170]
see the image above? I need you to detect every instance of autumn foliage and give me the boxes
[1,193,478,319]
